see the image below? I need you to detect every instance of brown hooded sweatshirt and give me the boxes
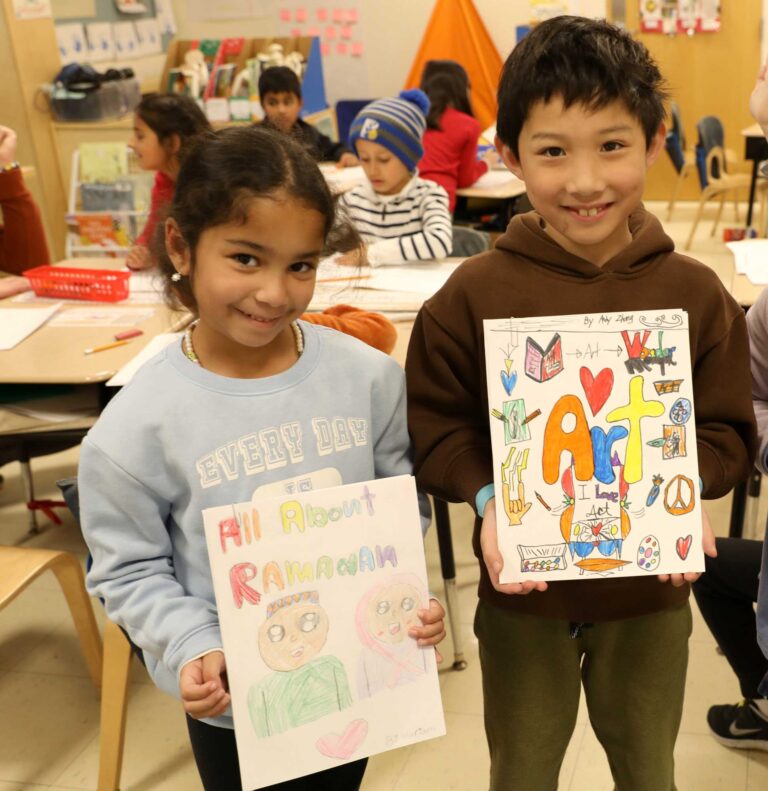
[406,208,756,621]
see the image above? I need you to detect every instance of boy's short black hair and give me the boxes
[497,16,668,157]
[258,66,302,100]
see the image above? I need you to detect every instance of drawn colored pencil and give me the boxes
[522,408,542,425]
[490,408,507,422]
[534,491,551,511]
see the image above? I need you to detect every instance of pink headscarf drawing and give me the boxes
[355,573,429,699]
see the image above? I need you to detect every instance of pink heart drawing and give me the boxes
[579,367,614,416]
[676,534,693,561]
[316,718,368,760]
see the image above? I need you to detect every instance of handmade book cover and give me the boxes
[202,475,445,789]
[484,310,703,583]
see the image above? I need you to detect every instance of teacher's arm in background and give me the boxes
[0,125,50,276]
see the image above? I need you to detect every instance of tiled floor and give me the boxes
[1,200,767,789]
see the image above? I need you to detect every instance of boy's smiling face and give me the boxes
[497,95,665,266]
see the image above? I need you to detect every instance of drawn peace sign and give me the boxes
[663,474,695,516]
[503,480,532,526]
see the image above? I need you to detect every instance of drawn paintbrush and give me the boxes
[522,409,542,425]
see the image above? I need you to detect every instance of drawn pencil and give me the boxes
[534,491,551,511]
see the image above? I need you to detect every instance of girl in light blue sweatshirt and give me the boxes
[78,126,445,791]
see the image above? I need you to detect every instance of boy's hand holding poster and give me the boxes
[202,475,445,789]
[483,310,703,583]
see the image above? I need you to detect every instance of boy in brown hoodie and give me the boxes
[406,16,756,791]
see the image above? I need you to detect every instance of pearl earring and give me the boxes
[171,272,182,282]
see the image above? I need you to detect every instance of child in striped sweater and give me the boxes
[338,90,452,267]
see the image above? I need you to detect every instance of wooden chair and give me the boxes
[57,476,142,791]
[684,145,753,249]
[0,546,102,688]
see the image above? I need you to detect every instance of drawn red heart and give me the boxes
[676,534,693,561]
[316,718,368,760]
[580,367,614,416]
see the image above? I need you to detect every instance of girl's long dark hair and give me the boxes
[419,61,473,130]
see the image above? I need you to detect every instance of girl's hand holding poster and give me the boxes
[203,475,445,789]
[483,310,703,583]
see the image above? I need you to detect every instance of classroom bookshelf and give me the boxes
[65,146,153,259]
[159,35,328,120]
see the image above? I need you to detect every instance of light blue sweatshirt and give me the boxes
[79,321,429,728]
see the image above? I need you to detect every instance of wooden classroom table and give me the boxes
[0,260,189,386]
[0,300,188,385]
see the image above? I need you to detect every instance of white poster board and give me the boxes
[203,475,445,789]
[484,309,703,583]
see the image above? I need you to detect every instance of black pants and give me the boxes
[691,536,768,699]
[186,715,368,791]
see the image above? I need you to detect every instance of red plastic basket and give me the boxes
[23,265,130,302]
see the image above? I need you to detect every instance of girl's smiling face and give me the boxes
[129,114,177,173]
[167,190,325,378]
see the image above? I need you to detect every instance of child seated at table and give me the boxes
[259,66,358,167]
[338,90,453,267]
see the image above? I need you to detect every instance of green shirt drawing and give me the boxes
[248,655,352,738]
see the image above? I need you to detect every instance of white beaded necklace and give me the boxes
[182,319,304,366]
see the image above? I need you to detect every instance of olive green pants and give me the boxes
[474,600,692,791]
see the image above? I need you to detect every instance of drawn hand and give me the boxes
[657,506,715,587]
[750,60,768,131]
[502,480,532,526]
[409,597,446,662]
[479,498,547,596]
[338,151,360,168]
[180,650,231,720]
[0,126,18,168]
[125,244,154,271]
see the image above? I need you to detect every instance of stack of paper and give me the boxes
[0,304,61,351]
[726,239,768,285]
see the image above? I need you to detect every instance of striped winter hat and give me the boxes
[348,89,430,172]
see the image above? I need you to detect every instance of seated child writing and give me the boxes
[406,16,756,791]
[259,66,358,167]
[338,90,453,267]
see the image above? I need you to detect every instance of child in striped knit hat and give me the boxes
[338,89,453,267]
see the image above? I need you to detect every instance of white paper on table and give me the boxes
[362,262,460,296]
[468,169,523,190]
[85,21,115,61]
[726,239,768,284]
[106,332,180,386]
[320,164,366,193]
[127,269,165,297]
[49,306,155,327]
[484,309,702,583]
[202,475,445,789]
[0,304,61,350]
